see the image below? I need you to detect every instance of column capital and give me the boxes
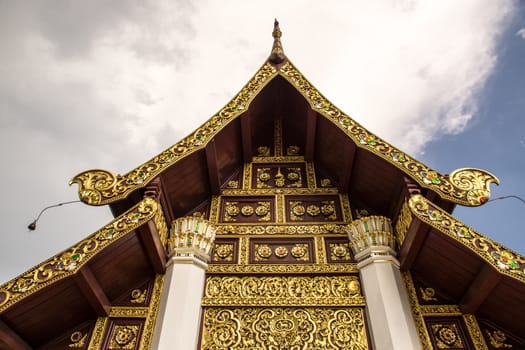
[167,215,217,264]
[347,215,396,265]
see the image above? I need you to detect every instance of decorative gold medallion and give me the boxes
[286,145,300,155]
[274,246,289,258]
[241,205,254,216]
[255,205,269,216]
[306,205,320,216]
[215,244,233,260]
[287,171,299,181]
[225,202,240,216]
[290,245,306,259]
[332,245,348,258]
[259,171,271,182]
[256,245,272,259]
[321,202,335,216]
[292,204,306,216]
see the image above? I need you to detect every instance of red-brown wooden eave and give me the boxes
[73,266,111,316]
[0,320,31,350]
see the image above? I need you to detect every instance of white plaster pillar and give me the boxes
[348,216,421,350]
[151,216,216,350]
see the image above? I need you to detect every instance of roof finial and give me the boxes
[269,19,286,64]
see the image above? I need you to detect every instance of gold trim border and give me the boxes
[207,263,358,274]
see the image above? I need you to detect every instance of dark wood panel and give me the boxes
[89,233,154,302]
[3,279,94,346]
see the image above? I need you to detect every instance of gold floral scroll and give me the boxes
[202,275,363,307]
[200,307,369,350]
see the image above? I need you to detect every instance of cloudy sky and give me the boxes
[1,1,524,283]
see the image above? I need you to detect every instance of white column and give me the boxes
[347,216,421,350]
[355,247,421,350]
[151,216,216,350]
[151,255,208,350]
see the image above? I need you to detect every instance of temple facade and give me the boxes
[1,21,525,350]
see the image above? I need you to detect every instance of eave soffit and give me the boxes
[0,197,161,313]
[405,194,525,285]
[70,21,498,208]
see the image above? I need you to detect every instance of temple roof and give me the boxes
[70,21,498,211]
[1,21,523,347]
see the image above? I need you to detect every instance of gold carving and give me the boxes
[276,194,285,223]
[486,329,512,348]
[463,314,489,350]
[203,275,363,307]
[291,244,309,261]
[224,201,239,221]
[241,205,254,216]
[306,162,316,188]
[214,244,234,261]
[329,243,352,261]
[274,167,285,187]
[221,187,339,196]
[110,325,138,349]
[239,237,249,265]
[420,287,438,302]
[315,236,327,264]
[130,289,147,304]
[395,200,412,247]
[110,307,149,318]
[227,180,238,188]
[279,61,498,207]
[256,167,272,188]
[255,244,273,260]
[139,274,164,349]
[255,201,271,221]
[0,197,158,312]
[216,224,347,237]
[431,323,464,348]
[321,178,332,187]
[408,194,525,283]
[419,304,461,316]
[68,331,87,348]
[87,317,108,349]
[286,145,300,155]
[209,195,220,223]
[257,145,271,157]
[290,201,306,221]
[402,272,433,348]
[208,263,357,274]
[71,63,277,205]
[274,246,289,258]
[242,163,251,190]
[200,307,369,349]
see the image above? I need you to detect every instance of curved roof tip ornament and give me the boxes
[269,18,286,64]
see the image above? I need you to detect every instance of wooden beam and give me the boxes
[304,109,317,161]
[73,266,111,316]
[339,143,356,193]
[460,264,501,314]
[138,220,167,274]
[240,111,252,162]
[205,139,221,195]
[0,320,32,350]
[399,219,429,271]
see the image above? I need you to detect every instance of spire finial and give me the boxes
[269,19,286,64]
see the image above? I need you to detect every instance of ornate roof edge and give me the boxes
[408,194,525,284]
[0,197,159,313]
[69,62,279,205]
[277,62,499,206]
[70,29,498,207]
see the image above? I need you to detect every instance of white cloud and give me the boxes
[0,0,516,282]
[517,28,525,39]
